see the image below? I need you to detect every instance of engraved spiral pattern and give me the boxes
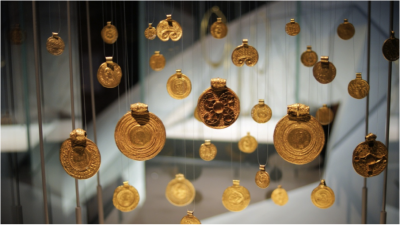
[231,44,259,67]
[156,18,182,42]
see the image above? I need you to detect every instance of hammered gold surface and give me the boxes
[210,18,228,39]
[271,185,288,206]
[313,58,336,84]
[167,70,192,99]
[10,25,25,45]
[238,132,258,154]
[315,105,334,125]
[311,180,335,209]
[156,15,182,42]
[222,180,250,212]
[166,174,195,207]
[348,74,370,99]
[144,23,157,40]
[255,169,270,189]
[199,140,217,161]
[301,46,318,67]
[337,19,355,40]
[231,39,259,67]
[101,22,118,44]
[251,100,272,123]
[194,107,201,122]
[149,51,166,71]
[382,31,399,61]
[285,19,300,36]
[46,33,65,56]
[97,59,122,88]
[180,211,201,224]
[113,181,140,212]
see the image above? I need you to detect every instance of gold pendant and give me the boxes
[166,174,195,206]
[113,181,140,212]
[337,19,355,40]
[255,165,270,189]
[222,180,250,212]
[311,180,335,209]
[199,140,217,161]
[315,104,334,125]
[97,57,122,88]
[46,32,65,56]
[167,69,192,99]
[180,211,201,224]
[313,56,336,84]
[194,106,201,122]
[231,39,259,67]
[251,99,272,123]
[238,132,258,154]
[285,19,300,36]
[210,18,228,39]
[382,31,399,62]
[156,15,182,42]
[197,78,240,129]
[101,21,118,44]
[300,46,318,67]
[352,133,388,177]
[274,103,325,165]
[149,51,166,71]
[60,128,101,179]
[348,73,370,99]
[114,103,166,161]
[10,24,25,45]
[144,23,157,40]
[271,185,288,206]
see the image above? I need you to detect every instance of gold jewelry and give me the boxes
[144,23,157,40]
[271,185,288,206]
[210,18,228,39]
[285,19,300,36]
[101,21,118,44]
[10,24,25,45]
[180,211,201,224]
[238,132,258,154]
[255,165,270,189]
[199,140,217,161]
[300,46,318,67]
[311,180,335,209]
[166,69,192,100]
[97,56,122,88]
[337,19,355,40]
[166,174,195,206]
[222,180,250,212]
[382,31,399,62]
[113,181,140,212]
[313,56,336,84]
[194,106,201,122]
[149,51,166,71]
[156,15,182,42]
[251,99,272,123]
[46,32,65,56]
[231,39,259,67]
[348,73,370,99]
[315,104,334,125]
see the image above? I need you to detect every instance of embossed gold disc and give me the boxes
[197,78,240,129]
[10,24,25,45]
[311,180,335,209]
[231,39,259,67]
[114,103,166,161]
[101,21,118,44]
[285,19,300,36]
[353,133,388,177]
[144,23,157,40]
[180,211,201,224]
[166,174,195,206]
[97,56,122,88]
[194,106,201,122]
[199,140,217,161]
[251,99,272,123]
[210,18,228,39]
[222,180,250,212]
[167,69,192,99]
[301,46,318,67]
[271,185,289,206]
[149,51,166,71]
[157,15,182,42]
[313,56,336,84]
[315,104,334,126]
[274,103,325,165]
[382,31,399,62]
[46,32,65,56]
[337,19,355,40]
[255,165,270,189]
[238,132,258,154]
[348,73,370,99]
[113,181,140,212]
[60,128,101,179]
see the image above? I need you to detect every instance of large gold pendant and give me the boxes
[300,45,318,67]
[271,185,288,206]
[255,165,270,189]
[231,39,259,67]
[251,99,272,123]
[46,32,65,56]
[197,78,240,129]
[285,19,300,36]
[382,31,399,62]
[165,174,195,207]
[180,211,201,224]
[274,103,325,165]
[313,56,336,84]
[315,104,334,125]
[199,140,217,161]
[348,73,370,99]
[222,180,250,212]
[59,128,101,179]
[167,69,192,99]
[114,103,166,161]
[156,15,182,42]
[311,180,335,209]
[337,19,355,40]
[210,18,228,39]
[144,23,157,40]
[194,106,201,122]
[238,132,258,154]
[101,21,118,44]
[352,133,388,177]
[149,51,166,71]
[10,24,25,45]
[112,181,140,212]
[97,57,122,88]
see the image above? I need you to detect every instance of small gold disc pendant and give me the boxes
[113,181,140,212]
[271,185,288,206]
[285,19,300,36]
[255,165,270,189]
[251,99,272,123]
[222,180,250,212]
[166,174,195,207]
[144,23,157,40]
[101,21,118,44]
[348,73,370,99]
[46,32,65,56]
[313,56,336,84]
[157,15,183,42]
[180,211,201,224]
[210,18,228,39]
[238,132,258,154]
[149,51,166,71]
[97,56,122,88]
[311,180,335,209]
[231,39,259,67]
[337,19,355,40]
[10,24,25,45]
[382,31,399,62]
[301,46,318,67]
[199,140,217,161]
[315,104,334,125]
[166,69,192,99]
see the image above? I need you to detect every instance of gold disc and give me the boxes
[315,104,334,125]
[144,23,157,40]
[238,132,258,154]
[167,69,192,99]
[10,24,25,45]
[46,32,65,56]
[60,128,101,179]
[199,140,217,161]
[301,46,318,67]
[382,31,399,62]
[194,106,201,122]
[97,57,122,88]
[150,51,166,71]
[166,174,195,207]
[180,211,201,224]
[313,56,336,84]
[251,99,272,123]
[337,19,355,40]
[222,180,250,212]
[348,73,370,99]
[285,19,300,36]
[352,133,388,177]
[113,181,140,212]
[101,21,118,44]
[156,14,182,42]
[271,185,288,206]
[311,180,335,209]
[231,39,259,67]
[114,103,166,161]
[255,165,270,189]
[210,18,228,39]
[197,78,240,129]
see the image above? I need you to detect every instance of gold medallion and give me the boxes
[167,69,192,99]
[313,56,336,84]
[97,57,122,88]
[165,174,195,206]
[238,132,258,154]
[197,78,240,129]
[315,104,334,126]
[337,19,355,40]
[46,32,65,56]
[222,180,250,212]
[149,51,166,71]
[112,181,140,212]
[231,39,259,67]
[311,180,335,209]
[274,103,325,165]
[114,103,166,161]
[156,15,183,42]
[285,19,300,36]
[10,24,25,45]
[199,140,217,161]
[352,133,388,177]
[210,18,228,39]
[301,46,318,67]
[271,185,289,206]
[59,128,101,179]
[101,21,118,44]
[180,211,201,224]
[382,31,399,62]
[255,165,270,189]
[194,106,201,122]
[251,99,272,123]
[348,73,370,99]
[144,23,157,40]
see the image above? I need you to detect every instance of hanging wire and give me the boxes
[163,1,174,16]
[191,1,196,212]
[78,2,87,131]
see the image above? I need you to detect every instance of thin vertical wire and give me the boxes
[78,3,87,131]
[191,1,195,212]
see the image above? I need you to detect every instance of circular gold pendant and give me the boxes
[166,174,195,206]
[352,133,388,177]
[167,69,192,99]
[149,51,166,71]
[101,21,118,44]
[197,78,240,129]
[311,180,335,209]
[194,106,201,122]
[274,103,325,165]
[301,46,318,67]
[313,56,336,84]
[180,211,201,224]
[144,23,157,40]
[157,14,182,42]
[210,18,228,39]
[60,128,101,179]
[337,19,355,40]
[114,103,166,161]
[199,140,217,161]
[315,104,334,125]
[222,180,250,212]
[271,185,289,206]
[231,39,259,67]
[97,57,122,88]
[382,31,399,62]
[10,24,25,45]
[113,181,140,212]
[46,32,65,56]
[251,99,272,123]
[255,165,270,189]
[348,73,370,99]
[238,132,258,154]
[285,19,300,36]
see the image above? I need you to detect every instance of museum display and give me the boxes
[311,180,335,209]
[348,73,370,99]
[313,56,336,84]
[199,140,217,161]
[231,39,259,67]
[210,18,228,39]
[222,180,250,212]
[271,185,289,206]
[167,69,192,100]
[315,104,334,125]
[97,56,122,88]
[149,51,166,71]
[46,32,65,56]
[300,45,318,67]
[337,19,355,40]
[157,14,182,41]
[251,99,272,123]
[101,21,118,44]
[180,211,201,224]
[382,31,399,61]
[113,181,140,212]
[238,132,258,154]
[285,18,300,36]
[144,23,157,40]
[166,174,196,207]
[254,165,270,189]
